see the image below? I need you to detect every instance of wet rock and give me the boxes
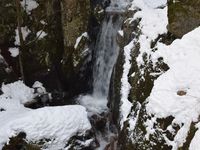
[65,130,98,150]
[104,135,118,150]
[90,113,108,131]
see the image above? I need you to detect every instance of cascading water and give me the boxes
[78,14,123,115]
[77,1,129,149]
[92,15,122,98]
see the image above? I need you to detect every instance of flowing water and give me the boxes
[77,1,128,149]
[92,15,123,98]
[78,5,125,115]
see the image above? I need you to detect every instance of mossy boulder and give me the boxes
[0,0,104,99]
[168,0,200,38]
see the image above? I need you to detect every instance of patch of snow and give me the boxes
[32,81,47,95]
[20,0,39,14]
[118,30,124,37]
[8,48,19,57]
[129,102,141,132]
[36,30,47,39]
[146,27,200,149]
[14,27,30,45]
[74,32,88,49]
[143,0,167,8]
[120,41,134,128]
[40,20,47,25]
[190,123,200,150]
[1,81,34,104]
[129,0,168,66]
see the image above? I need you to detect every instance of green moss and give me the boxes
[168,0,200,37]
[2,133,41,150]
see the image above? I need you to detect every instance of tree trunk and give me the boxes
[15,0,25,82]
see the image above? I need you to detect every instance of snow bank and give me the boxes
[1,81,34,104]
[0,105,91,150]
[0,81,91,149]
[147,27,200,149]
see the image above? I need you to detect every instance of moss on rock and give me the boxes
[168,0,200,38]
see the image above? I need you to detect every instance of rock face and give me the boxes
[0,0,106,100]
[168,0,200,37]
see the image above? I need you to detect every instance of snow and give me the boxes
[120,41,134,127]
[0,81,91,149]
[1,81,35,104]
[118,30,124,37]
[20,0,39,14]
[74,32,88,49]
[119,0,168,128]
[146,27,200,149]
[32,81,47,95]
[190,123,200,150]
[142,0,167,9]
[8,47,19,57]
[129,0,168,66]
[14,27,30,45]
[121,0,200,148]
[0,105,91,150]
[36,30,47,39]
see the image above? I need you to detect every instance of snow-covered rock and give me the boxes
[110,0,200,149]
[0,81,94,149]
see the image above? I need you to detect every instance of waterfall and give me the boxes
[77,0,126,115]
[92,15,123,98]
[77,1,129,149]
